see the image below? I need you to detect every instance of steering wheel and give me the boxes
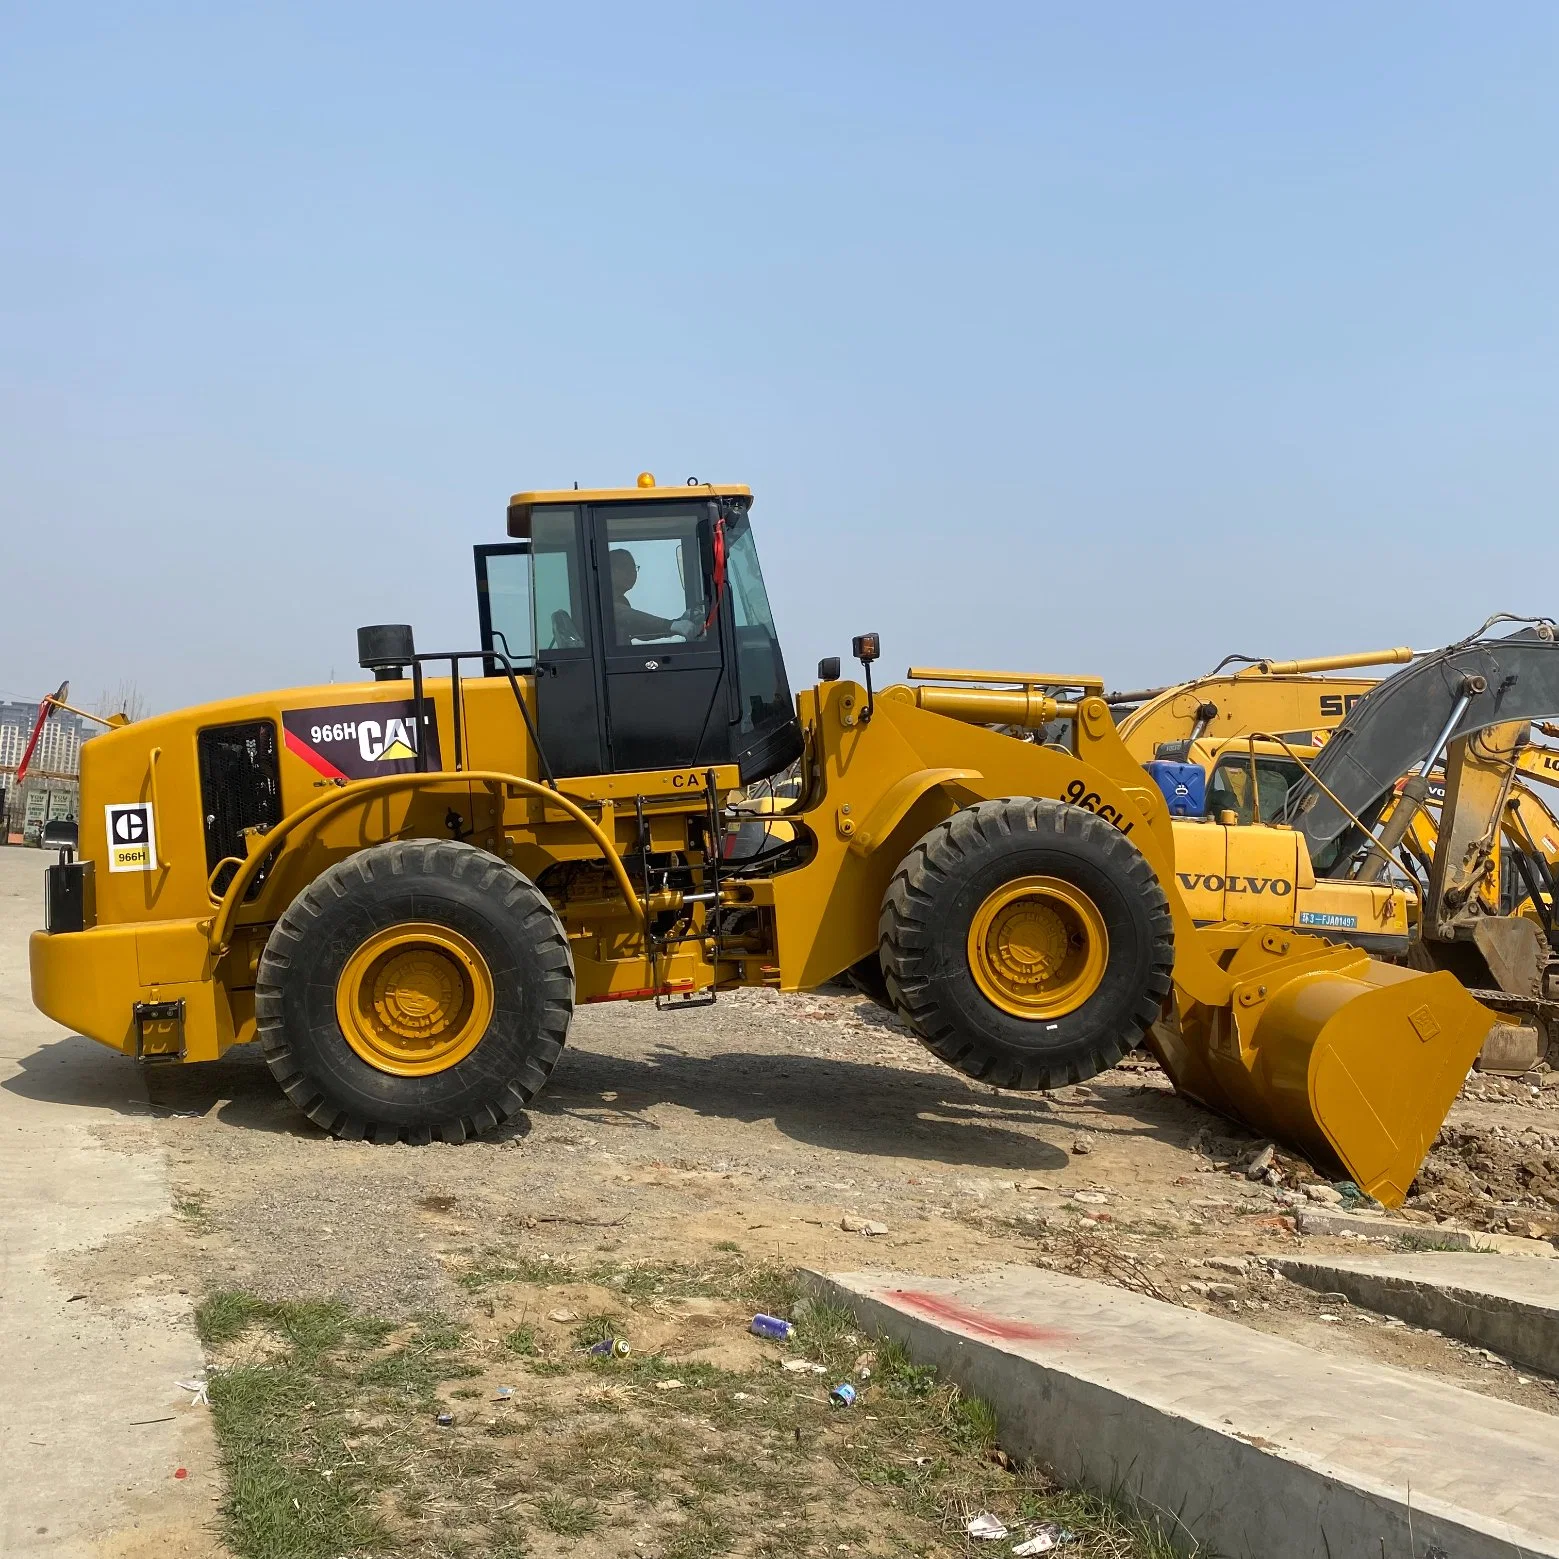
[550,609,585,649]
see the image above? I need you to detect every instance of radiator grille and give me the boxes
[197,721,282,898]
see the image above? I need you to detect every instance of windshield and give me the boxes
[725,513,790,735]
[1208,756,1306,825]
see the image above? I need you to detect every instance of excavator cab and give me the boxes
[479,478,803,783]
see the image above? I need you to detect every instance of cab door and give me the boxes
[588,500,734,774]
[527,505,610,778]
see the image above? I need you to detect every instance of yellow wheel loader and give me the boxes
[29,477,1495,1202]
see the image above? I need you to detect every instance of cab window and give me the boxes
[1207,757,1305,825]
[479,548,533,663]
[726,515,789,734]
[601,507,712,646]
[531,507,588,651]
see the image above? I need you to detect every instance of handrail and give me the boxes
[207,768,644,955]
[148,747,170,869]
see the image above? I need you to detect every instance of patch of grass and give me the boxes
[877,1335,937,1398]
[457,1252,579,1291]
[199,1271,1191,1559]
[712,1239,741,1253]
[502,1323,540,1355]
[196,1291,265,1348]
[662,1501,733,1559]
[173,1190,211,1226]
[1399,1232,1488,1253]
[211,1357,392,1559]
[948,1391,999,1450]
[533,1493,600,1535]
[572,1311,626,1349]
[356,1314,477,1405]
[200,1291,509,1559]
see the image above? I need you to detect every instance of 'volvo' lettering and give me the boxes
[1176,872,1293,896]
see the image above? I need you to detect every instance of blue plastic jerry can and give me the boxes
[1144,760,1207,818]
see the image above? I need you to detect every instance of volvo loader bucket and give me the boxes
[1154,928,1493,1205]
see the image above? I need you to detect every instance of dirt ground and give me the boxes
[38,982,1559,1426]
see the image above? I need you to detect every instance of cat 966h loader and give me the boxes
[30,476,1495,1204]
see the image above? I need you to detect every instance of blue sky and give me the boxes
[1,4,1554,713]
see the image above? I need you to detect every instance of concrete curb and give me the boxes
[802,1264,1559,1559]
[1295,1204,1559,1257]
[1274,1251,1559,1376]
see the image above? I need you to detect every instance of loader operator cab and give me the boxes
[476,477,802,784]
[1153,736,1316,827]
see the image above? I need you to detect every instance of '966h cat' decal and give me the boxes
[281,700,442,781]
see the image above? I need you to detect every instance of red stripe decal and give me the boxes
[284,727,349,781]
[582,983,696,1004]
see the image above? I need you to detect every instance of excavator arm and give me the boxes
[1281,626,1559,874]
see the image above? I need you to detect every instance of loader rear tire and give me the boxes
[880,798,1173,1090]
[255,840,574,1143]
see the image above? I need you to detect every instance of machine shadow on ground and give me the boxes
[3,1013,1220,1175]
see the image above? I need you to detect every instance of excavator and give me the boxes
[29,475,1496,1204]
[1103,629,1559,1073]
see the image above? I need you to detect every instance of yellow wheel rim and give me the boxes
[967,875,1109,1020]
[335,922,494,1077]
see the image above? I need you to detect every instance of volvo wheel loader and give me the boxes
[29,476,1495,1204]
[1106,626,1559,1073]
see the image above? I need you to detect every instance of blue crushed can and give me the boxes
[750,1313,794,1341]
[587,1337,631,1359]
[830,1381,857,1407]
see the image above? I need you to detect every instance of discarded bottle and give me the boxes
[829,1381,857,1407]
[587,1337,631,1359]
[750,1313,794,1341]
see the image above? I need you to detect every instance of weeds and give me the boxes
[200,1275,1186,1559]
[533,1493,600,1535]
[502,1323,539,1355]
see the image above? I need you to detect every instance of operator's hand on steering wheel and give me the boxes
[669,613,702,640]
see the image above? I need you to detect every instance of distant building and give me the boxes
[0,699,91,842]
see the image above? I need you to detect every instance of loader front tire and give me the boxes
[255,840,574,1143]
[880,799,1173,1090]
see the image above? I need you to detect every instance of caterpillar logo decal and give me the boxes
[1177,873,1293,896]
[105,802,157,873]
[281,700,443,781]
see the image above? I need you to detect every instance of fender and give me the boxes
[846,766,983,857]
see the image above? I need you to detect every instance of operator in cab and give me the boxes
[610,548,702,643]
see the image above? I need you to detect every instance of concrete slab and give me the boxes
[1274,1251,1559,1376]
[0,848,218,1557]
[1295,1202,1559,1256]
[806,1263,1559,1559]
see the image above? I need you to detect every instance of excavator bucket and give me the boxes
[1156,929,1495,1206]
